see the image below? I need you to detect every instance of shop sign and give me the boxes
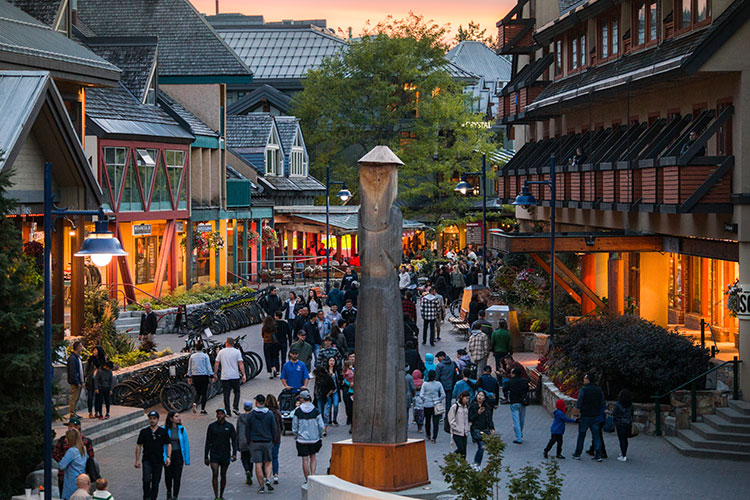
[196,223,213,233]
[403,230,416,238]
[466,222,483,245]
[735,285,750,319]
[281,262,295,285]
[176,221,185,233]
[132,224,152,236]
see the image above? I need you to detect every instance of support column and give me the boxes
[595,253,609,300]
[581,254,597,315]
[70,216,85,339]
[215,219,221,287]
[232,219,238,282]
[639,252,669,327]
[186,222,193,289]
[51,218,65,332]
[169,219,177,292]
[608,253,624,316]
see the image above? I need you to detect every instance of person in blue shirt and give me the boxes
[543,399,577,459]
[476,365,500,412]
[280,349,310,391]
[325,284,345,311]
[59,429,88,500]
[452,368,478,401]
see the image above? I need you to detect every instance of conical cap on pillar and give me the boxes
[358,145,404,167]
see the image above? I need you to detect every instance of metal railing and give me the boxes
[652,356,742,435]
[701,318,720,358]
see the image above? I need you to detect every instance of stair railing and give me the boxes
[652,356,742,435]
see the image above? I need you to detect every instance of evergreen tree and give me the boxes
[455,20,496,48]
[0,161,45,498]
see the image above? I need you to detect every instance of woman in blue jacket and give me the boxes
[164,411,190,500]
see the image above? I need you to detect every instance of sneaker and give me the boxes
[246,471,253,485]
[556,455,566,459]
[512,440,522,444]
[592,456,603,462]
[617,456,627,462]
[272,475,279,484]
[572,455,581,460]
[200,410,208,415]
[192,403,197,414]
[543,451,548,459]
[585,449,594,456]
[265,479,274,492]
[105,414,110,419]
[233,409,240,416]
[257,486,265,494]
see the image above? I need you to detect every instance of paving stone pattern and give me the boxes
[92,307,750,499]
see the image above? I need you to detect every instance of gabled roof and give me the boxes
[86,37,157,102]
[226,114,276,149]
[76,0,252,81]
[6,0,63,27]
[274,116,301,155]
[217,25,346,81]
[444,60,480,83]
[258,175,324,193]
[86,84,194,142]
[559,0,587,15]
[158,91,218,138]
[0,70,101,206]
[227,84,293,115]
[446,41,512,83]
[0,0,120,86]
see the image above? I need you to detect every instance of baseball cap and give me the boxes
[243,401,253,410]
[289,348,299,354]
[147,411,159,418]
[254,394,266,404]
[216,408,227,414]
[67,416,81,426]
[298,390,312,401]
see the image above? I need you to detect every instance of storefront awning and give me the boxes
[293,213,425,234]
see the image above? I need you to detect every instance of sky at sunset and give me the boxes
[191,0,515,39]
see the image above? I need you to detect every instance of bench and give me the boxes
[528,367,542,403]
[448,308,470,340]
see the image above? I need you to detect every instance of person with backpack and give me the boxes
[447,391,471,458]
[236,401,255,487]
[468,327,490,374]
[261,315,279,379]
[613,389,634,462]
[434,351,457,413]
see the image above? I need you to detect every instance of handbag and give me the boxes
[434,399,445,416]
[603,415,615,433]
[629,422,640,438]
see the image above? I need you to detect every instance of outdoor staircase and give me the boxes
[115,310,169,335]
[53,406,147,449]
[665,400,750,460]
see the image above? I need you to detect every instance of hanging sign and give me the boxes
[176,221,185,233]
[196,223,213,233]
[734,285,750,319]
[466,221,483,245]
[132,224,152,236]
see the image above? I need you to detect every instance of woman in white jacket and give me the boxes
[420,370,446,443]
[448,391,472,458]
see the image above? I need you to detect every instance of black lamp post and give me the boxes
[455,152,488,286]
[42,162,126,499]
[513,154,556,342]
[325,163,352,293]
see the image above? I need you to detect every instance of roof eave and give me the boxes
[0,51,121,87]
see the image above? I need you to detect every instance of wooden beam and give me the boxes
[553,256,607,311]
[115,225,137,304]
[491,234,664,253]
[529,253,582,304]
[679,156,734,213]
[679,105,733,165]
[152,220,176,297]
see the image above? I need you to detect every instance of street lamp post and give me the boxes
[42,162,126,500]
[325,164,352,293]
[455,152,488,286]
[513,154,556,342]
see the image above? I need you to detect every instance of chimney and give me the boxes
[215,0,219,15]
[71,0,78,26]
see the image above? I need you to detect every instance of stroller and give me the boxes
[278,387,299,435]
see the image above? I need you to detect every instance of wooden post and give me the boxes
[70,216,85,338]
[608,253,624,315]
[51,218,65,333]
[581,254,597,314]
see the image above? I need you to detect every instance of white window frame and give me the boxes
[265,129,281,176]
[290,131,307,176]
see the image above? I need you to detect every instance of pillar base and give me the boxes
[329,438,430,492]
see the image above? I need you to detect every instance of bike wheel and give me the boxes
[112,381,142,407]
[160,383,192,412]
[241,354,255,383]
[247,351,263,379]
[449,299,461,318]
[177,381,197,405]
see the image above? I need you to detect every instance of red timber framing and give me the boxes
[97,139,190,297]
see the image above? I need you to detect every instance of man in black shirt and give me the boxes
[507,367,530,444]
[343,318,356,353]
[205,408,238,500]
[135,411,171,500]
[274,310,292,364]
[340,266,358,290]
[261,286,283,316]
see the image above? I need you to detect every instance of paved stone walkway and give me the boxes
[90,306,750,499]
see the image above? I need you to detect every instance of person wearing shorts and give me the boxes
[245,394,277,494]
[291,391,325,481]
[204,408,237,500]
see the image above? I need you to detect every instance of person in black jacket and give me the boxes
[313,365,336,435]
[340,266,358,290]
[469,391,495,467]
[506,367,529,444]
[613,389,634,462]
[344,281,359,307]
[572,373,606,461]
[245,394,278,493]
[274,310,292,366]
[405,341,425,374]
[261,287,283,316]
[139,303,158,348]
[67,341,85,418]
[467,295,485,325]
[205,408,238,499]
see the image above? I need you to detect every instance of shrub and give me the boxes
[552,315,711,401]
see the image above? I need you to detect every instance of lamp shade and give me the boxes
[454,180,473,195]
[74,230,127,267]
[337,187,352,202]
[512,185,538,208]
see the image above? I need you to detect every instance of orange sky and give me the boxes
[191,0,515,39]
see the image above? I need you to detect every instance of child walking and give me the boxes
[94,361,114,419]
[543,399,576,459]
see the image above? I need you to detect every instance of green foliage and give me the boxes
[82,284,120,349]
[128,283,256,310]
[455,20,496,48]
[552,315,711,400]
[101,329,136,360]
[292,13,495,224]
[110,348,172,369]
[507,460,563,500]
[0,167,45,498]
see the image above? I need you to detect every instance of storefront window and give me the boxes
[136,148,157,202]
[151,155,171,211]
[669,254,683,309]
[120,156,143,211]
[135,235,162,284]
[166,150,186,210]
[104,147,126,206]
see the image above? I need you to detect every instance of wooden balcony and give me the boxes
[497,19,536,54]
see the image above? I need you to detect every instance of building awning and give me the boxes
[292,212,425,234]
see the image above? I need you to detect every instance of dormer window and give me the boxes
[265,130,281,175]
[676,0,712,32]
[290,130,306,176]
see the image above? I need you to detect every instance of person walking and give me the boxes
[342,357,355,427]
[306,289,323,315]
[245,394,277,494]
[164,412,190,500]
[213,338,246,416]
[280,348,310,391]
[340,300,358,325]
[313,365,335,436]
[424,352,437,375]
[324,355,341,426]
[53,417,94,495]
[468,391,494,468]
[613,389,634,462]
[421,370,446,444]
[468,328,490,374]
[236,402,254,487]
[261,315,279,379]
[67,341,85,418]
[507,367,529,444]
[284,291,302,321]
[265,394,284,484]
[572,373,606,461]
[204,408,237,500]
[450,265,465,302]
[420,287,440,346]
[325,283,345,311]
[343,317,357,353]
[316,336,341,369]
[260,286,283,316]
[139,303,158,349]
[135,411,171,500]
[340,266,358,291]
[413,381,425,433]
[85,345,106,419]
[490,320,512,371]
[543,399,576,459]
[447,391,471,458]
[586,404,609,459]
[405,341,425,374]
[467,295,484,325]
[405,367,416,426]
[274,310,292,367]
[59,429,88,500]
[292,391,325,481]
[402,291,417,322]
[187,340,213,415]
[476,366,500,414]
[94,361,114,419]
[289,331,313,371]
[344,281,359,307]
[435,351,457,413]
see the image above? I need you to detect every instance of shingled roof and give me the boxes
[86,37,157,101]
[0,0,120,85]
[6,0,63,27]
[158,91,218,138]
[76,0,252,80]
[274,116,300,155]
[227,84,293,115]
[446,41,511,84]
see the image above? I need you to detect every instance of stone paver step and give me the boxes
[715,407,750,425]
[703,413,750,434]
[85,414,148,447]
[728,399,750,416]
[52,406,146,448]
[677,429,750,453]
[691,421,750,443]
[665,435,750,461]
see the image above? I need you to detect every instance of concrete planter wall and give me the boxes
[522,332,549,354]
